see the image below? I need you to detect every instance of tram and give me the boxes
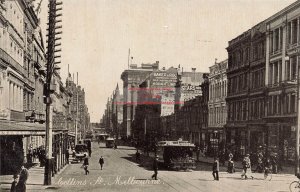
[105,137,115,148]
[156,140,196,171]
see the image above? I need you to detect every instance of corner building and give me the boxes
[264,1,300,163]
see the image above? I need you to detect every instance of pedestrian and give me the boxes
[212,157,219,181]
[99,156,104,170]
[227,157,235,173]
[241,154,253,180]
[271,154,278,174]
[219,150,226,166]
[83,155,89,175]
[264,158,272,179]
[16,165,29,192]
[196,146,200,161]
[66,151,69,164]
[254,156,263,173]
[136,150,141,162]
[151,155,159,180]
[228,152,233,161]
[10,174,18,192]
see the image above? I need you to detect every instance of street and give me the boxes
[43,142,297,192]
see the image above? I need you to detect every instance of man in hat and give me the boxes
[151,155,159,180]
[212,157,219,180]
[99,156,104,170]
[16,165,29,192]
[10,174,18,192]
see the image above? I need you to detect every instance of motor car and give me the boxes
[73,144,88,163]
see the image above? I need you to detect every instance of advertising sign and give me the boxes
[150,71,177,87]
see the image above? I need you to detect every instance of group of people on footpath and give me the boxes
[211,148,281,181]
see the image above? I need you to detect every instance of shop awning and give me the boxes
[68,133,75,137]
[0,121,67,136]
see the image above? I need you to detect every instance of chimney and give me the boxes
[192,68,196,72]
[153,61,159,70]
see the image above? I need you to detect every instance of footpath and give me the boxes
[0,161,70,192]
[196,154,295,175]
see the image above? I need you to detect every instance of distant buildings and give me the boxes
[120,62,159,137]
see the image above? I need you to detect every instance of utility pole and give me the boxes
[75,72,79,144]
[44,0,62,185]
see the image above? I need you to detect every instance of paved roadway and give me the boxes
[44,143,297,192]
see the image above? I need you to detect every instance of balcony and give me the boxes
[25,110,46,123]
[0,48,24,75]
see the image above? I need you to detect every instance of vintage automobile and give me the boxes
[81,139,92,156]
[156,140,196,171]
[73,144,89,163]
[105,138,115,148]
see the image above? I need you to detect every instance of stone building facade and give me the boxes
[208,59,228,154]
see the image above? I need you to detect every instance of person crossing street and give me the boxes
[99,156,104,170]
[83,155,90,175]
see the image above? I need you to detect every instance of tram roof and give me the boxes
[157,140,195,147]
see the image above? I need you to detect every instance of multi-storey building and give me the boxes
[175,95,201,144]
[247,22,267,152]
[264,1,300,163]
[208,59,228,153]
[121,62,159,138]
[0,0,47,174]
[133,67,177,146]
[226,29,251,158]
[175,68,204,111]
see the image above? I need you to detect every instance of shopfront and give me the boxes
[267,123,295,164]
[0,121,45,175]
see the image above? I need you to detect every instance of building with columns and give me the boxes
[120,62,159,138]
[208,59,228,154]
[0,0,47,174]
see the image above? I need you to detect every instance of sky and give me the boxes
[37,0,296,123]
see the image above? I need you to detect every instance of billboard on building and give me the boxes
[181,84,202,101]
[150,70,177,87]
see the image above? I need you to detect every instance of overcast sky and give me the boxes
[38,0,296,122]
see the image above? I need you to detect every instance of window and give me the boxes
[245,47,250,62]
[291,56,297,80]
[288,19,299,45]
[268,96,272,115]
[291,93,296,113]
[274,63,278,84]
[292,20,298,44]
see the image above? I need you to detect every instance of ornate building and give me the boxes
[264,1,300,163]
[120,62,159,138]
[208,59,228,154]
